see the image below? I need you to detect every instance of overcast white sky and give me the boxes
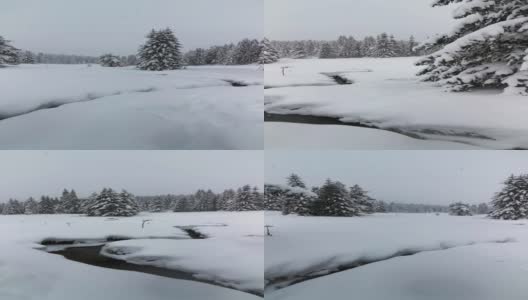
[0,0,263,56]
[266,0,455,41]
[0,151,263,201]
[266,151,528,205]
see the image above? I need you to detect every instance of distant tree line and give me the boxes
[265,174,384,217]
[183,38,261,66]
[270,33,425,60]
[1,29,262,70]
[0,185,263,217]
[265,173,493,217]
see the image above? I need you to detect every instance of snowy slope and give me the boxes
[0,64,263,149]
[265,212,528,299]
[265,123,482,149]
[0,211,263,300]
[265,58,528,149]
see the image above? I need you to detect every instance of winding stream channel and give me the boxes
[39,226,263,297]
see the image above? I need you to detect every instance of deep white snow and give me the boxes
[265,212,528,300]
[265,58,528,149]
[0,64,263,149]
[0,211,263,300]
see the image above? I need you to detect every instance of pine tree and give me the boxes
[79,192,98,214]
[292,42,307,59]
[86,188,139,217]
[408,36,418,56]
[287,174,307,189]
[374,33,396,58]
[416,0,528,94]
[173,196,190,212]
[319,43,337,59]
[233,39,261,65]
[258,38,280,64]
[218,189,236,210]
[251,186,264,210]
[0,35,19,66]
[38,196,56,214]
[99,54,122,67]
[138,28,183,71]
[282,187,316,216]
[314,180,361,217]
[24,197,39,214]
[264,184,284,211]
[477,203,489,214]
[489,174,528,220]
[57,189,81,214]
[449,202,472,216]
[2,199,24,214]
[231,185,258,211]
[149,196,165,212]
[19,51,35,64]
[350,184,375,214]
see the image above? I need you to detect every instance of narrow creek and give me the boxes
[40,227,263,297]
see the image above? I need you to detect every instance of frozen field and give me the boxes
[0,64,263,149]
[265,58,528,150]
[0,211,263,300]
[265,212,528,300]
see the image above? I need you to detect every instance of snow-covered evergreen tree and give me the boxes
[149,196,166,212]
[373,200,387,213]
[282,186,316,216]
[319,43,337,58]
[287,173,307,189]
[173,196,191,212]
[19,51,35,64]
[233,39,261,65]
[86,188,139,217]
[138,28,183,71]
[349,184,375,214]
[264,184,285,211]
[38,196,56,214]
[99,54,122,67]
[258,38,280,64]
[489,174,528,220]
[2,199,24,214]
[477,202,490,214]
[217,189,236,211]
[292,42,307,59]
[374,33,397,57]
[449,202,472,216]
[57,189,80,214]
[0,35,19,66]
[313,179,361,217]
[23,197,39,214]
[416,0,528,94]
[231,185,258,211]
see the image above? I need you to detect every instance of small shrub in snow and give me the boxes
[449,202,472,216]
[99,54,122,67]
[490,174,528,220]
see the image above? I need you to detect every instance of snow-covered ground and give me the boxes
[265,123,481,149]
[265,212,528,299]
[0,211,263,300]
[0,64,263,149]
[265,58,528,149]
